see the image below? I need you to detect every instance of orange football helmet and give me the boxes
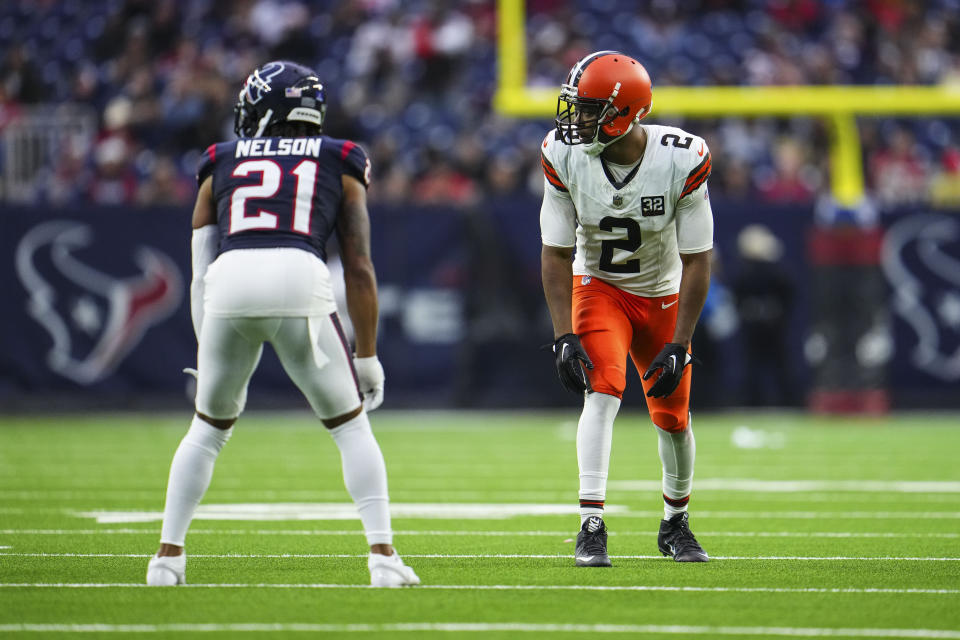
[556,51,652,153]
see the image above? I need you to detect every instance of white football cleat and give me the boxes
[368,552,420,587]
[146,553,186,586]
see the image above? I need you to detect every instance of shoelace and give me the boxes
[580,530,607,555]
[669,520,702,553]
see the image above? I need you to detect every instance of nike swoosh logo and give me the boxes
[661,300,678,309]
[697,143,704,157]
[561,344,568,359]
[576,556,595,562]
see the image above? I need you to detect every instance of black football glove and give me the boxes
[553,333,594,394]
[642,343,695,399]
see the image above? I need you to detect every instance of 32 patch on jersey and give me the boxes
[641,196,665,216]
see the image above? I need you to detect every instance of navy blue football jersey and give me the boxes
[196,136,370,261]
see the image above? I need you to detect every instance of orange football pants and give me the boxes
[572,275,691,432]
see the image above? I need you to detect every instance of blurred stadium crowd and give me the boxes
[2,0,960,209]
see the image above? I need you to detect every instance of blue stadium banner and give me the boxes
[2,207,193,402]
[2,201,958,409]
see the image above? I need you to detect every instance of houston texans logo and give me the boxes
[883,213,960,381]
[243,61,285,105]
[14,221,183,385]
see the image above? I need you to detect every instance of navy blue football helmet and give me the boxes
[233,61,327,138]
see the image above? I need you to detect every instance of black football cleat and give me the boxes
[658,512,709,562]
[575,515,612,567]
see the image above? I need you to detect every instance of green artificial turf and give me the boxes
[1,410,958,638]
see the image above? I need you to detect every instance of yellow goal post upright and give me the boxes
[493,0,960,211]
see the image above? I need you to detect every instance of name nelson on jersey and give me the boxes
[235,137,323,158]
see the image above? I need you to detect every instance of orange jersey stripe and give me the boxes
[680,154,711,199]
[541,159,561,181]
[684,153,711,188]
[541,153,568,191]
[540,152,561,177]
[543,170,569,192]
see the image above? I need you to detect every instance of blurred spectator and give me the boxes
[411,3,475,94]
[757,138,819,203]
[137,154,193,206]
[715,159,755,200]
[44,137,91,204]
[868,126,930,208]
[731,224,796,407]
[0,43,48,103]
[486,150,526,196]
[411,149,478,206]
[88,136,137,205]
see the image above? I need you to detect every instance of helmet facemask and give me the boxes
[555,81,636,156]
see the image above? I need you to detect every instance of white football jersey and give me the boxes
[540,123,714,297]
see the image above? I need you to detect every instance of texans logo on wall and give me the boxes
[14,221,183,385]
[883,213,960,382]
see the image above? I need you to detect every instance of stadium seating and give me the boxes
[1,0,959,209]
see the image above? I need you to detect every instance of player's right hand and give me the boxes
[553,333,594,394]
[353,356,385,412]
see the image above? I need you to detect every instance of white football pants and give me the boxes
[195,313,362,419]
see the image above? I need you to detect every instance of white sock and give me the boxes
[329,412,392,546]
[656,416,696,520]
[577,392,621,525]
[160,415,233,546]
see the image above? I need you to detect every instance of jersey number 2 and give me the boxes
[598,216,642,273]
[230,159,317,235]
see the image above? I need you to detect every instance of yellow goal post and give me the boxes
[493,0,960,208]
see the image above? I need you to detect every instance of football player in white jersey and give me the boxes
[540,51,713,565]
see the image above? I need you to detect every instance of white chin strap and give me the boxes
[582,121,636,156]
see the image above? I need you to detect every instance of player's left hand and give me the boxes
[643,343,694,398]
[353,356,385,412]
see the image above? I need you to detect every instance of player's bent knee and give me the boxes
[651,410,688,432]
[586,366,626,399]
[322,405,363,430]
[588,385,623,400]
[197,412,237,430]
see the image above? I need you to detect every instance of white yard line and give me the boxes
[70,503,627,523]
[2,529,958,538]
[0,622,958,637]
[0,623,959,637]
[610,480,960,493]
[0,584,956,596]
[2,552,958,561]
[6,479,960,500]
[67,504,960,524]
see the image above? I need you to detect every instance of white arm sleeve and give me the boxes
[539,180,578,248]
[190,225,219,340]
[675,184,714,254]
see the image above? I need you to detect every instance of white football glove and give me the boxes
[353,356,385,412]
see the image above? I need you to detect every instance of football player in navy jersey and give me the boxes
[146,61,419,588]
